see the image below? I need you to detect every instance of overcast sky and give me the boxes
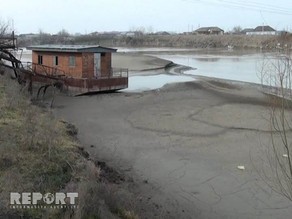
[0,0,292,34]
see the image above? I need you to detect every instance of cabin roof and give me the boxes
[26,45,117,53]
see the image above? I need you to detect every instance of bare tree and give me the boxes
[0,19,13,37]
[129,26,145,35]
[146,26,154,34]
[258,48,292,201]
[57,28,70,37]
[38,29,53,44]
[232,26,242,34]
[0,19,15,51]
[0,19,14,49]
[56,28,71,43]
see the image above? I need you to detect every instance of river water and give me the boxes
[119,48,279,91]
[155,49,272,84]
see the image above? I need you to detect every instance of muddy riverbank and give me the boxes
[52,76,292,218]
[38,50,292,218]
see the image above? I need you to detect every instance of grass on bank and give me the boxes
[0,71,138,219]
[0,72,83,218]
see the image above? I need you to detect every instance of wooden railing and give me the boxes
[23,62,66,77]
[22,62,128,80]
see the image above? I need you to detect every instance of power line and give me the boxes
[195,0,292,15]
[218,0,291,12]
[183,0,292,15]
[217,0,291,13]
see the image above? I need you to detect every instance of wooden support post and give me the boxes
[28,74,33,95]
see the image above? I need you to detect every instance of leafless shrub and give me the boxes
[257,48,292,201]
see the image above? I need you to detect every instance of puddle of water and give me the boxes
[122,74,194,92]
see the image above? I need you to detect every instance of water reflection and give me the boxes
[123,74,194,92]
[195,57,220,62]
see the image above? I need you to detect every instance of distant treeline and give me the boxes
[18,33,292,50]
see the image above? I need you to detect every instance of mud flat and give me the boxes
[52,54,292,218]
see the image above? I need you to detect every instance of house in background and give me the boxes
[26,45,128,93]
[240,28,254,35]
[246,26,277,35]
[194,27,224,35]
[124,31,143,37]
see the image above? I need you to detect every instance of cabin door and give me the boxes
[94,53,101,77]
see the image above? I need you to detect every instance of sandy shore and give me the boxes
[52,53,292,218]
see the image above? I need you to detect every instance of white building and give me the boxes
[246,26,277,36]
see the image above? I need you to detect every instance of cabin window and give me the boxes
[54,56,59,66]
[101,53,106,57]
[38,55,43,64]
[69,56,75,67]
